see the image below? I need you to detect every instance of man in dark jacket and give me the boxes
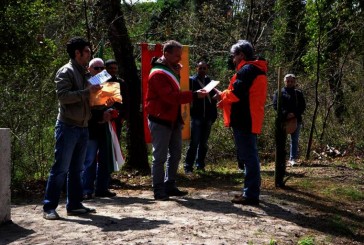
[184,61,218,173]
[216,40,268,206]
[273,74,306,166]
[105,59,129,140]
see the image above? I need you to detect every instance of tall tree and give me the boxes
[271,0,307,73]
[99,0,150,173]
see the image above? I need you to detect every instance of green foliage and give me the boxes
[323,186,364,202]
[1,0,364,183]
[271,0,307,72]
[269,239,277,245]
[298,236,315,245]
[0,0,61,183]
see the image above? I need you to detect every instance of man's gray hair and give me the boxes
[230,40,254,60]
[284,73,296,81]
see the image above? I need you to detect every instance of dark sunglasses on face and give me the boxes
[93,66,104,71]
[198,67,207,71]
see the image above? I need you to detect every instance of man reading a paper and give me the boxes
[82,58,117,200]
[184,61,218,174]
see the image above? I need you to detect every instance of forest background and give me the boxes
[0,0,363,186]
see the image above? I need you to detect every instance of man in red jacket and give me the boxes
[145,40,207,200]
[216,40,268,205]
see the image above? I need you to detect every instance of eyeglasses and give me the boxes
[198,67,207,71]
[93,66,104,71]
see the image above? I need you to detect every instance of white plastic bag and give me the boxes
[108,122,125,171]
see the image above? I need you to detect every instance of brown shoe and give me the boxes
[231,194,259,206]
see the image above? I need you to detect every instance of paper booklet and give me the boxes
[203,80,220,93]
[88,70,112,85]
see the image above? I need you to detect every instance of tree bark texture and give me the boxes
[100,0,150,174]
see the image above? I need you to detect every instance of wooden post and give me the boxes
[0,128,11,224]
[274,68,287,187]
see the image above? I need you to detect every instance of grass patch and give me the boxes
[329,215,355,236]
[296,178,316,189]
[298,236,315,245]
[348,160,361,169]
[322,185,364,201]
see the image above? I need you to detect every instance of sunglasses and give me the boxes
[198,67,207,70]
[93,66,104,71]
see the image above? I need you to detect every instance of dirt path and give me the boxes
[1,162,363,245]
[0,187,362,245]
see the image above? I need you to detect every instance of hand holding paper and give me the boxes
[90,82,122,107]
[89,84,102,93]
[196,89,208,98]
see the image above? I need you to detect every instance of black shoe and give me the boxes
[154,194,170,201]
[83,193,93,200]
[67,205,96,216]
[166,188,188,197]
[95,190,116,197]
[231,194,259,206]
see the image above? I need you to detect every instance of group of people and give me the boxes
[42,37,305,220]
[146,39,305,206]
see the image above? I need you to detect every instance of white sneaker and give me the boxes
[288,160,296,166]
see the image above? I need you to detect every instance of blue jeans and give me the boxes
[233,128,261,200]
[82,139,110,195]
[289,123,301,160]
[43,120,89,211]
[184,118,213,171]
[148,120,182,195]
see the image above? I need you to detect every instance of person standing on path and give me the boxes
[184,61,218,174]
[43,37,100,220]
[273,73,306,166]
[82,58,117,200]
[145,40,208,200]
[215,40,268,206]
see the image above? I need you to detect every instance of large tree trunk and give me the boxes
[100,0,150,174]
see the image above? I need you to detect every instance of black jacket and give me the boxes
[273,87,306,123]
[189,74,218,122]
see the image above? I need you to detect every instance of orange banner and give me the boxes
[141,43,190,143]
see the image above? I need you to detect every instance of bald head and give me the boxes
[88,58,104,76]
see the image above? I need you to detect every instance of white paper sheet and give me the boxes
[88,70,112,85]
[202,80,220,93]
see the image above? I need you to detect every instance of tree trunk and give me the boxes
[306,1,321,161]
[100,0,150,174]
[274,67,286,187]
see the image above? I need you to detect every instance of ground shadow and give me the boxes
[0,221,35,244]
[175,197,257,218]
[260,188,364,243]
[62,214,170,232]
[85,195,155,206]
